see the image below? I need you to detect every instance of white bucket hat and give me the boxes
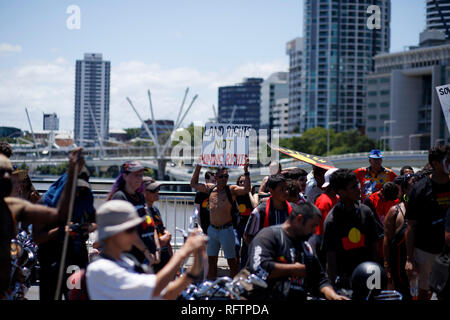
[96,200,145,240]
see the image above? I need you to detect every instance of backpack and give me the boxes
[68,253,150,300]
[208,184,240,228]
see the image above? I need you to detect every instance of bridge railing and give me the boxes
[32,178,260,251]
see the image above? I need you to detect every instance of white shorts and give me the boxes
[414,247,438,291]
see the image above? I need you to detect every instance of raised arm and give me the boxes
[231,156,251,196]
[54,147,85,224]
[258,176,270,197]
[190,165,209,193]
[17,148,85,226]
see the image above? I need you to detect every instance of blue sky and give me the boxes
[0,0,426,132]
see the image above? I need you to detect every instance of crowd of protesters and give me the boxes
[0,139,449,301]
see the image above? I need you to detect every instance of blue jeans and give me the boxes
[206,225,237,259]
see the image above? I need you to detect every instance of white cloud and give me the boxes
[0,43,22,55]
[0,57,288,133]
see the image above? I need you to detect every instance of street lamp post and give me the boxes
[383,120,396,151]
[327,121,340,157]
[409,133,429,150]
[381,135,404,151]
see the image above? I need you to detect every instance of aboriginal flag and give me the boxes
[268,143,335,170]
[341,227,365,250]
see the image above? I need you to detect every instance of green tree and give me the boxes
[124,128,142,140]
[278,128,378,157]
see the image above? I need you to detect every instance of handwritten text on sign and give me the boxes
[201,123,251,168]
[435,84,450,134]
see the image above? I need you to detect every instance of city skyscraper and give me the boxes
[43,113,59,131]
[218,78,263,130]
[298,0,390,134]
[286,37,304,133]
[260,72,288,131]
[426,0,450,38]
[74,53,110,146]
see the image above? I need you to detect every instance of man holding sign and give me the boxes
[190,157,250,280]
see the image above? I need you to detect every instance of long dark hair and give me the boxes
[106,172,145,201]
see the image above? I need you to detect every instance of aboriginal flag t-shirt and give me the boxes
[321,202,378,279]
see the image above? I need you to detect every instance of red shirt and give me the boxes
[366,191,399,225]
[354,166,397,202]
[314,192,339,235]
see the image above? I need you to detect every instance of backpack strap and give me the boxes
[208,184,216,198]
[225,185,234,204]
[263,197,292,228]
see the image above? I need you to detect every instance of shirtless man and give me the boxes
[190,157,250,279]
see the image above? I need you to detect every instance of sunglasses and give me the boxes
[125,226,138,234]
[217,174,229,179]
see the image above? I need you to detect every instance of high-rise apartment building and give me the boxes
[74,53,110,146]
[43,113,59,131]
[272,98,290,136]
[286,37,304,133]
[426,0,450,38]
[260,72,288,131]
[299,0,390,133]
[218,78,263,130]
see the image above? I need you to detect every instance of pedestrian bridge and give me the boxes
[14,149,428,182]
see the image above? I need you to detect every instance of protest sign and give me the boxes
[435,84,450,133]
[201,123,251,168]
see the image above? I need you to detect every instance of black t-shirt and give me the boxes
[406,176,449,254]
[247,225,330,300]
[112,191,156,261]
[148,205,166,237]
[321,202,378,280]
[236,194,253,226]
[194,191,210,234]
[446,206,450,232]
[0,199,15,294]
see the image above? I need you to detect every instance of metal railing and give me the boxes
[33,178,197,247]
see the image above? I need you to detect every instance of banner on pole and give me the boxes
[201,123,251,168]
